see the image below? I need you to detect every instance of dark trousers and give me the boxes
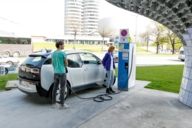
[52,73,66,105]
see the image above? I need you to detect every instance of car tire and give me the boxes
[6,61,14,66]
[5,68,8,75]
[49,82,70,103]
[4,51,10,57]
[13,51,20,57]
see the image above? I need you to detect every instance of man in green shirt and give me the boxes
[52,40,68,109]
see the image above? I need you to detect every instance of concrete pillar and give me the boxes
[179,28,192,108]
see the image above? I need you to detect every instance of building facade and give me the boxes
[64,0,99,36]
[64,0,83,35]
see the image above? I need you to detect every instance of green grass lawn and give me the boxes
[0,74,18,90]
[136,65,184,93]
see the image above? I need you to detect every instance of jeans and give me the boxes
[52,73,66,105]
[106,70,114,88]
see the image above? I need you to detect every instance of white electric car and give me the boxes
[178,48,185,61]
[18,50,115,99]
[0,56,19,66]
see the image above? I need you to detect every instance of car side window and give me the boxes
[67,54,82,68]
[80,53,99,64]
[44,58,52,65]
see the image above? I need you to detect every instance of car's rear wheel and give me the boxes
[56,83,70,101]
[5,68,8,75]
[49,82,70,103]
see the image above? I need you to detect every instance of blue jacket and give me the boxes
[102,52,115,71]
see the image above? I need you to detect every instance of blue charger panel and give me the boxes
[118,43,129,91]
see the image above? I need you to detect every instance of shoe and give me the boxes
[59,103,69,109]
[109,87,115,93]
[106,88,112,94]
[63,103,69,109]
[51,103,59,109]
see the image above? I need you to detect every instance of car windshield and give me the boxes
[180,51,184,54]
[22,55,45,67]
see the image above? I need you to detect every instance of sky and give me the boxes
[0,0,153,37]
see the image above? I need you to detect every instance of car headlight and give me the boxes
[20,65,26,71]
[31,68,40,74]
[20,66,40,74]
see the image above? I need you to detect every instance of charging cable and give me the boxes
[56,46,134,103]
[67,85,113,102]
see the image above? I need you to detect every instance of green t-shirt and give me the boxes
[52,50,66,74]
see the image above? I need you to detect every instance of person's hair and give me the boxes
[108,46,115,52]
[55,40,64,48]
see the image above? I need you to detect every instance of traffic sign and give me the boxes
[120,29,129,43]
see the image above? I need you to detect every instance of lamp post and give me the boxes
[73,30,77,49]
[134,14,138,43]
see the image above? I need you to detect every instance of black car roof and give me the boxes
[29,52,51,58]
[29,50,92,58]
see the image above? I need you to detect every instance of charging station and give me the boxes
[118,29,136,91]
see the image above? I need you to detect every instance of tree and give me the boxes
[65,15,81,49]
[98,18,118,50]
[166,30,182,54]
[140,30,150,52]
[70,22,81,49]
[151,23,167,54]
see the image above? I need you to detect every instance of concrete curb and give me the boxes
[5,80,19,90]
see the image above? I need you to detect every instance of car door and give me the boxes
[66,53,84,87]
[79,53,105,85]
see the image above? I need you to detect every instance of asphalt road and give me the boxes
[17,53,184,66]
[136,55,184,66]
[98,53,184,66]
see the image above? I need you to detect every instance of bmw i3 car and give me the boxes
[18,50,115,99]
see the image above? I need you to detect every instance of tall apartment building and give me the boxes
[64,0,83,35]
[64,0,99,36]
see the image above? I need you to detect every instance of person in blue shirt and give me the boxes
[102,46,116,94]
[52,40,68,109]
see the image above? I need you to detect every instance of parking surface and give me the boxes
[1,81,192,128]
[80,85,192,128]
[0,85,128,128]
